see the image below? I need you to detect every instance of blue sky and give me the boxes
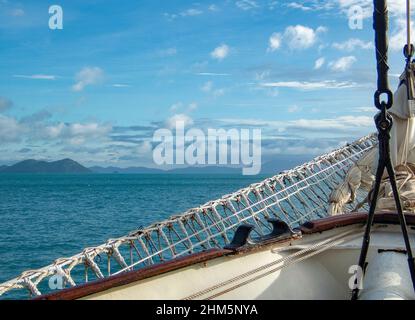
[0,0,412,168]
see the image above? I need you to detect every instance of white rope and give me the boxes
[114,143,371,275]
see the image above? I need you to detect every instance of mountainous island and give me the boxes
[0,155,312,175]
[0,159,92,174]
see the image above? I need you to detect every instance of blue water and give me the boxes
[0,174,266,298]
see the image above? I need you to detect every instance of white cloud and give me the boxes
[211,44,230,60]
[287,2,313,11]
[209,4,219,11]
[10,8,24,17]
[268,33,282,51]
[13,74,56,80]
[268,25,326,51]
[285,1,411,53]
[265,88,279,97]
[180,8,203,17]
[314,57,325,70]
[112,84,131,88]
[170,102,183,112]
[286,0,334,11]
[213,88,225,97]
[354,107,374,113]
[268,0,279,10]
[46,122,111,138]
[337,0,411,19]
[255,70,271,81]
[70,123,109,136]
[288,116,373,131]
[44,122,112,145]
[136,141,153,154]
[158,47,178,57]
[337,0,373,19]
[261,80,358,90]
[316,26,328,33]
[388,0,414,16]
[0,115,21,143]
[328,56,357,72]
[170,102,198,112]
[0,97,13,112]
[390,18,414,51]
[288,105,302,113]
[196,72,231,76]
[285,25,320,49]
[218,115,373,135]
[235,0,259,11]
[166,114,194,129]
[202,81,213,92]
[188,102,198,111]
[45,123,64,139]
[201,81,225,97]
[285,1,410,23]
[163,12,178,20]
[72,67,104,92]
[332,38,373,51]
[164,7,205,20]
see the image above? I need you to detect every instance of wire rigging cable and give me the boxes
[408,0,412,53]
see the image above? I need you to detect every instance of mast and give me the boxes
[351,0,415,300]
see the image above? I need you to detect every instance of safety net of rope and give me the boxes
[0,134,377,299]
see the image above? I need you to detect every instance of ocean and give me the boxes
[0,174,266,299]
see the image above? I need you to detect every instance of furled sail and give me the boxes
[390,66,415,166]
[329,66,415,214]
[377,66,415,212]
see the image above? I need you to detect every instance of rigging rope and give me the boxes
[408,0,412,56]
[112,143,372,275]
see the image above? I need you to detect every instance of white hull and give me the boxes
[80,221,415,300]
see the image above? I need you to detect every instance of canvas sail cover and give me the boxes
[329,66,415,214]
[375,67,415,212]
[390,68,415,166]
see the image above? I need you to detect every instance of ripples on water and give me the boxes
[0,174,266,298]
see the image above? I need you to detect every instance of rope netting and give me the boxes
[0,134,377,299]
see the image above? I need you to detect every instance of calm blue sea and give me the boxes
[0,174,266,298]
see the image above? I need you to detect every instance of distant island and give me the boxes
[0,155,312,175]
[0,159,92,174]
